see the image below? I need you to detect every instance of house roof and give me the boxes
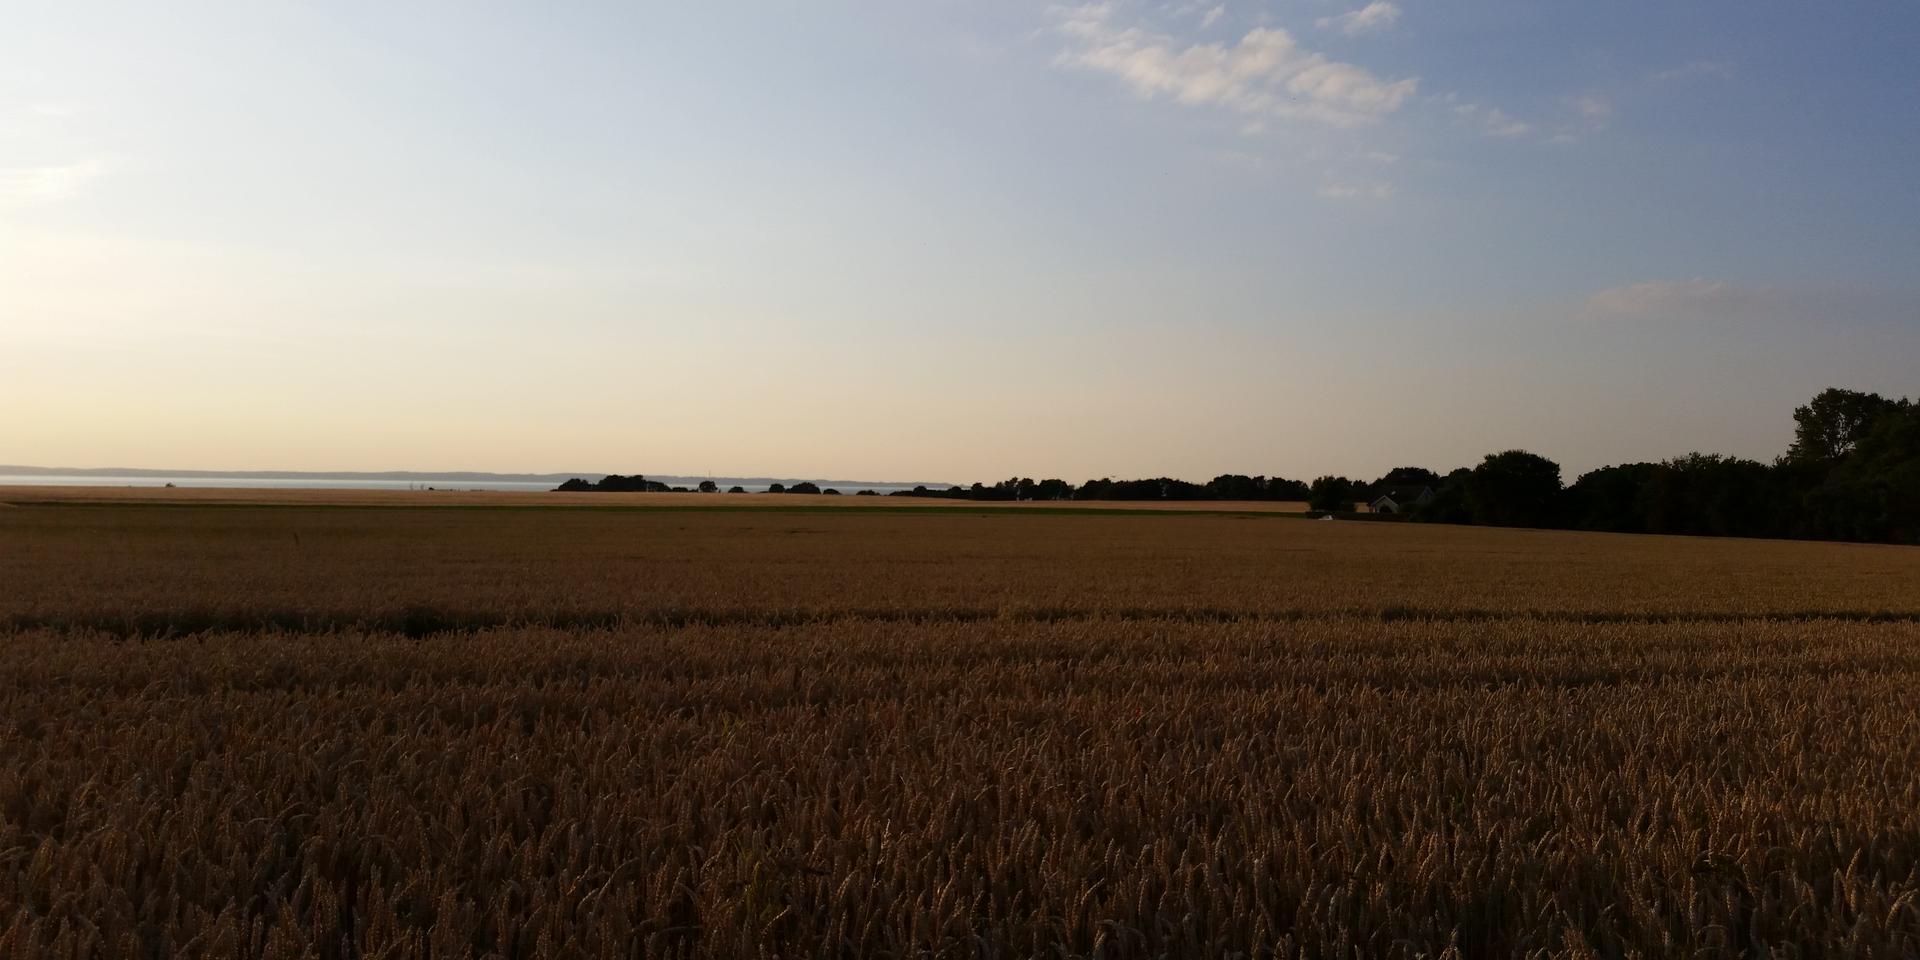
[1373,485,1435,502]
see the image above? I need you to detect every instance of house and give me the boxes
[1368,485,1436,515]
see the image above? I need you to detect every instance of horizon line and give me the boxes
[0,464,959,488]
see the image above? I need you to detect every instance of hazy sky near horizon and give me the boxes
[4,1,1917,483]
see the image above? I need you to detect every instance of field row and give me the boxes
[6,506,1920,622]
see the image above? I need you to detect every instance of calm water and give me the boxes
[0,474,934,495]
[0,474,556,492]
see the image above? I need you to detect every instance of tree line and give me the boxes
[1395,387,1918,544]
[888,475,1314,503]
[555,388,1919,544]
[554,475,872,496]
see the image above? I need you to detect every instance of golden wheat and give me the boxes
[1,503,1917,957]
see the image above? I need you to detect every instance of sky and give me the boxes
[3,1,1917,483]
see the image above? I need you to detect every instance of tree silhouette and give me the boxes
[1788,389,1902,465]
[1308,476,1357,512]
[1463,451,1562,527]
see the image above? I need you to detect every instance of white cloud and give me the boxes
[1544,94,1613,143]
[0,158,105,205]
[1318,180,1393,201]
[1649,60,1735,83]
[1586,279,1743,316]
[1478,109,1531,138]
[1200,5,1225,29]
[1441,94,1532,138]
[1574,94,1613,128]
[1051,3,1418,127]
[1316,2,1401,37]
[1363,150,1399,164]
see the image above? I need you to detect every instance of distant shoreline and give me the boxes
[0,483,1316,514]
[0,465,951,492]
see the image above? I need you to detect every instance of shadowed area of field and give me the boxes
[3,502,1916,631]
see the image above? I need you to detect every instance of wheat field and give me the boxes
[2,499,1918,958]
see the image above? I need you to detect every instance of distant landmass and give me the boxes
[0,466,951,493]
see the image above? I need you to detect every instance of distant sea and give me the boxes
[0,471,942,496]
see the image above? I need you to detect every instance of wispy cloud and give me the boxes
[1051,3,1418,128]
[1210,147,1265,170]
[1316,2,1401,38]
[1649,60,1735,83]
[1199,5,1225,29]
[1574,94,1613,129]
[1544,94,1614,144]
[0,158,106,205]
[1586,278,1758,316]
[1440,94,1532,138]
[1318,180,1393,201]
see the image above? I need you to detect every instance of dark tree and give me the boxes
[1030,478,1074,501]
[1565,462,1661,532]
[1411,469,1475,524]
[1268,477,1312,501]
[1204,474,1308,501]
[1076,479,1113,500]
[1650,454,1782,538]
[1371,466,1441,491]
[890,485,970,500]
[1308,476,1357,512]
[767,483,786,494]
[1463,451,1563,527]
[1206,474,1264,500]
[1808,403,1920,542]
[554,478,594,492]
[788,481,821,495]
[727,486,747,494]
[1788,389,1902,465]
[697,480,718,493]
[822,488,841,496]
[1078,477,1203,501]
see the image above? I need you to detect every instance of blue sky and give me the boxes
[3,1,1916,481]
